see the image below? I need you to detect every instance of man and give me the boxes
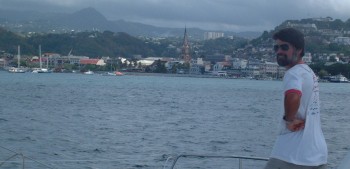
[264,28,328,169]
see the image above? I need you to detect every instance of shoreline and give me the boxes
[123,72,227,78]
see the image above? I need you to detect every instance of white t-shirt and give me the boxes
[270,64,328,166]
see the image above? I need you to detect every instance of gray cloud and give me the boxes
[1,0,349,32]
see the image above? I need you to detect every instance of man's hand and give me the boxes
[286,118,305,132]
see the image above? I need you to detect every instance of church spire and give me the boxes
[181,26,191,63]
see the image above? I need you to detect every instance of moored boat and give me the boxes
[8,45,27,73]
[32,68,50,73]
[32,45,51,73]
[329,74,349,83]
[103,72,117,76]
[84,70,94,75]
[115,71,124,76]
[103,71,124,76]
[8,67,26,73]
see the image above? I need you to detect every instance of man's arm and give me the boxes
[284,92,305,131]
[284,92,300,121]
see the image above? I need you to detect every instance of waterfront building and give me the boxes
[212,62,230,76]
[68,56,89,65]
[204,63,212,72]
[245,59,263,78]
[277,66,286,79]
[165,60,182,72]
[189,64,203,75]
[232,58,248,69]
[0,58,6,68]
[43,53,61,66]
[138,57,163,67]
[189,58,207,74]
[80,58,106,66]
[213,62,224,72]
[45,54,89,67]
[247,59,262,70]
[241,67,260,77]
[260,61,279,78]
[192,57,204,65]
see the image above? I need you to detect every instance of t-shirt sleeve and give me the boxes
[283,71,302,96]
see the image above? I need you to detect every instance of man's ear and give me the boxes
[297,49,303,57]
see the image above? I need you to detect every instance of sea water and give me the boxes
[0,71,349,169]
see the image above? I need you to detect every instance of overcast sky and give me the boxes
[1,0,350,32]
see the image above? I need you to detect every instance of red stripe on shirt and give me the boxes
[285,89,302,96]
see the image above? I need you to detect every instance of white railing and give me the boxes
[0,146,56,169]
[163,154,269,169]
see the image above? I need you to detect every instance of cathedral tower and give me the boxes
[181,27,191,63]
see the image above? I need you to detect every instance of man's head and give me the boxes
[273,28,305,68]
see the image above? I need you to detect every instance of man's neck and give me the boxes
[285,60,304,69]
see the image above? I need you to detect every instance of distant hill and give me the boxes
[0,7,261,39]
[52,7,111,31]
[0,27,159,57]
[0,28,35,54]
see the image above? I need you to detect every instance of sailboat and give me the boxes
[8,46,26,73]
[103,60,124,76]
[32,45,50,73]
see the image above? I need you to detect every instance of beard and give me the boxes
[276,54,289,67]
[276,52,299,67]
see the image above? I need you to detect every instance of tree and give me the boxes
[154,59,167,73]
[329,43,342,52]
[137,62,142,68]
[122,60,128,68]
[329,56,337,62]
[170,63,178,74]
[345,18,350,29]
[318,69,328,79]
[326,63,345,75]
[330,19,344,30]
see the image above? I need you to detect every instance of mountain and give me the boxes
[0,7,261,39]
[52,7,112,31]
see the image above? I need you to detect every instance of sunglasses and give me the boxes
[273,44,289,52]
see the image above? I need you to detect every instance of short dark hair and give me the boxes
[273,28,305,57]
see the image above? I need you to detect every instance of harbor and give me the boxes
[0,71,349,168]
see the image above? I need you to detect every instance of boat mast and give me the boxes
[39,45,42,69]
[17,45,20,68]
[46,54,49,69]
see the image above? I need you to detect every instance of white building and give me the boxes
[0,58,5,67]
[303,52,312,64]
[137,57,163,66]
[260,62,278,75]
[189,58,210,74]
[191,58,204,65]
[334,37,350,45]
[232,58,248,69]
[204,32,224,40]
[165,60,183,71]
[260,61,285,79]
[327,53,340,62]
[189,64,202,74]
[67,55,89,65]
